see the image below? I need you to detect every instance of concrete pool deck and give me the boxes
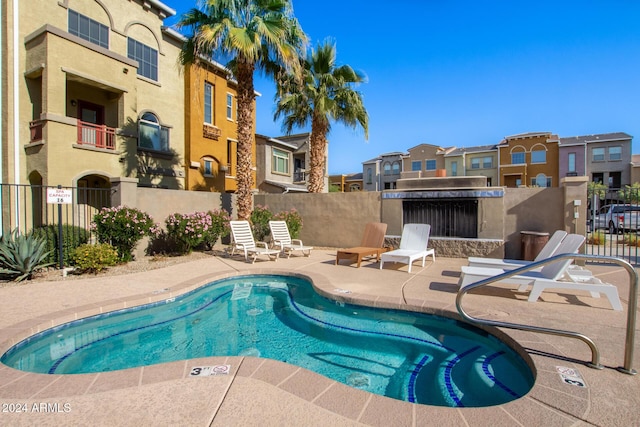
[0,250,638,426]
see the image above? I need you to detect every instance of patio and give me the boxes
[0,250,637,426]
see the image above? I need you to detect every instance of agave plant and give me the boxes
[0,229,53,282]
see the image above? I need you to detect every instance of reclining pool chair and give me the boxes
[229,220,280,263]
[458,234,622,310]
[335,222,388,268]
[467,230,567,269]
[379,223,434,273]
[269,220,313,258]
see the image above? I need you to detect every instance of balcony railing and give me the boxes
[29,121,44,143]
[77,120,116,150]
[293,171,307,182]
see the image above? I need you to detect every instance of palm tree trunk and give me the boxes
[308,115,328,193]
[235,58,256,220]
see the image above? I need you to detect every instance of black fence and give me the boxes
[586,187,640,265]
[0,183,112,268]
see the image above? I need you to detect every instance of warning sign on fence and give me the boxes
[47,188,72,204]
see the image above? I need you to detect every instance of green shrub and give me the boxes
[274,208,303,239]
[205,209,231,248]
[250,205,273,242]
[92,206,160,262]
[623,233,639,246]
[163,209,231,254]
[0,229,53,282]
[72,243,119,273]
[587,230,607,245]
[31,224,90,266]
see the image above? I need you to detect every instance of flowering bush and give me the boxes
[274,208,303,239]
[72,243,118,273]
[92,206,160,261]
[164,209,231,254]
[250,205,273,241]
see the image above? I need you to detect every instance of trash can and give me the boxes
[520,231,549,261]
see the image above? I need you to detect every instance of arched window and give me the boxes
[367,168,372,184]
[383,163,391,175]
[534,173,549,187]
[531,145,547,164]
[392,162,400,175]
[138,112,169,152]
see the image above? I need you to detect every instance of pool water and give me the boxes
[1,275,534,407]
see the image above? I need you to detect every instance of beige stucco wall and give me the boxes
[254,192,382,248]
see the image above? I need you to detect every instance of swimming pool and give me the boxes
[1,274,534,407]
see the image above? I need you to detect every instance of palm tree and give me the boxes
[178,0,306,220]
[275,41,369,193]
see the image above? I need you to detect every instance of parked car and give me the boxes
[591,204,640,234]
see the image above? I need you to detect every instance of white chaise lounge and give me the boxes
[379,223,434,273]
[229,220,280,263]
[269,220,313,258]
[458,234,622,310]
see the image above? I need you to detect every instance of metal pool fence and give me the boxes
[586,188,640,265]
[0,183,112,269]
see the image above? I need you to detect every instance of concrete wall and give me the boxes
[115,176,588,259]
[254,192,382,248]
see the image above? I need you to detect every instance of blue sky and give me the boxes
[166,1,640,175]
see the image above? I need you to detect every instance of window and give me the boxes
[366,168,372,184]
[425,160,436,170]
[531,149,546,164]
[128,38,158,81]
[204,83,214,124]
[272,148,289,174]
[532,173,551,187]
[411,161,421,171]
[383,163,391,175]
[482,156,493,169]
[592,147,605,162]
[592,173,604,184]
[226,93,234,120]
[609,146,622,161]
[568,152,576,172]
[68,10,109,49]
[138,112,169,152]
[392,162,400,175]
[203,159,213,176]
[471,158,480,169]
[451,161,457,176]
[511,152,525,164]
[227,139,234,173]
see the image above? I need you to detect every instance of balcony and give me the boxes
[29,121,44,143]
[76,120,116,150]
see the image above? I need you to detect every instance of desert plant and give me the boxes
[72,243,119,273]
[31,224,90,266]
[0,229,53,282]
[250,205,273,242]
[92,206,160,262]
[274,208,303,239]
[587,230,607,245]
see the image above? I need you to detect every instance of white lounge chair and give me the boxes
[379,224,434,273]
[458,234,622,310]
[467,230,567,269]
[229,220,280,263]
[269,220,313,258]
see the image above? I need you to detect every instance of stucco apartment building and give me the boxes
[559,132,632,189]
[184,60,255,193]
[2,0,189,192]
[255,133,323,193]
